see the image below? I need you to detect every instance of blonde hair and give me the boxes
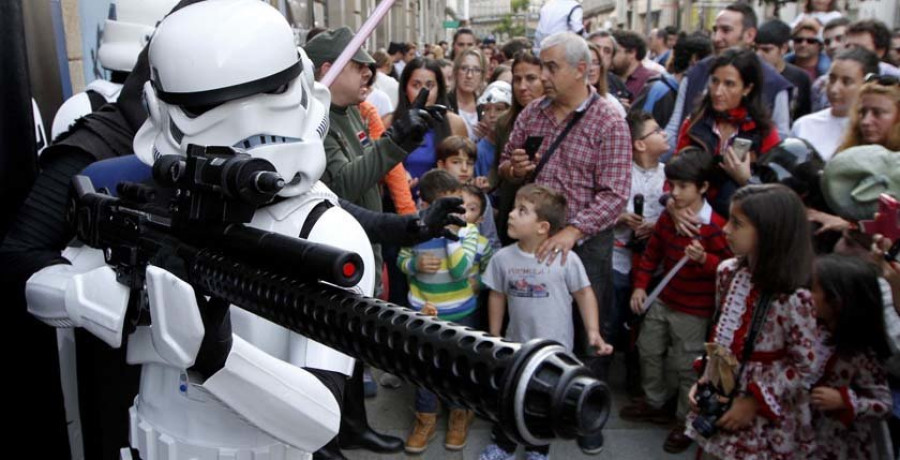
[838,81,900,152]
[453,49,486,86]
[431,45,445,60]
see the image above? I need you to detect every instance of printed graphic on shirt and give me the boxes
[506,267,550,298]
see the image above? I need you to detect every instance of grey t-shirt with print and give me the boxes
[483,244,592,351]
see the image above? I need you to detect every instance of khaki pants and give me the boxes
[637,299,709,420]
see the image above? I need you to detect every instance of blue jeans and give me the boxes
[415,312,481,412]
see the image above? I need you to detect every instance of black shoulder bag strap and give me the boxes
[532,96,595,180]
[726,292,774,398]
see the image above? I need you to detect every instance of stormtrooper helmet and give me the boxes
[98,0,178,73]
[134,0,331,197]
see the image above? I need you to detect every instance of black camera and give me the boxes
[691,383,730,438]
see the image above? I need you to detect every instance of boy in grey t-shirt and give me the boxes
[479,184,613,460]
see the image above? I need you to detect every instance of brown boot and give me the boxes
[444,409,475,450]
[405,412,437,454]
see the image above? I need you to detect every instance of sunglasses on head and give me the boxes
[865,73,900,86]
[792,37,820,45]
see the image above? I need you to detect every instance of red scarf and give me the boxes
[712,107,757,132]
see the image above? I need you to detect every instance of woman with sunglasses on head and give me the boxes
[838,73,900,151]
[674,48,780,218]
[447,49,486,140]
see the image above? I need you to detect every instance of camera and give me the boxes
[691,382,730,438]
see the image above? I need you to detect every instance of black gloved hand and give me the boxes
[411,196,466,241]
[387,88,447,152]
[148,247,232,381]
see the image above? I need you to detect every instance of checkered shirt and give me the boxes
[501,88,632,237]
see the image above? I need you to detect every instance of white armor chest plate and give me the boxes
[126,181,374,458]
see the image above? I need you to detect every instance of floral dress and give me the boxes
[686,258,825,459]
[812,350,893,460]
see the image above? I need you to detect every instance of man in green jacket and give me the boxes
[303,27,434,460]
[306,27,432,289]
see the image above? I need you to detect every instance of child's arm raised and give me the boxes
[446,226,479,280]
[573,286,613,356]
[487,290,507,337]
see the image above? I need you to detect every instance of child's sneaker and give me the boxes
[524,450,550,460]
[479,443,515,460]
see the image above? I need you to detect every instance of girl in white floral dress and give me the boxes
[687,184,825,459]
[810,254,892,460]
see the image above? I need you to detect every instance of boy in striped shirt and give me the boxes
[398,169,485,453]
[621,147,732,453]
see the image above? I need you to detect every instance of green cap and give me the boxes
[304,27,375,69]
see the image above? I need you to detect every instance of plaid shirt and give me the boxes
[501,87,632,237]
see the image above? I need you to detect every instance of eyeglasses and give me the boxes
[865,73,900,86]
[638,127,664,140]
[792,37,821,45]
[459,66,483,75]
[823,35,844,46]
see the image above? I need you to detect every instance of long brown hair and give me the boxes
[587,42,609,96]
[731,184,813,294]
[498,50,542,136]
[837,81,900,152]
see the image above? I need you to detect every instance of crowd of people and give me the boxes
[319,2,900,458]
[6,0,900,459]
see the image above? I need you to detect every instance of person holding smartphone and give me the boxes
[674,48,781,218]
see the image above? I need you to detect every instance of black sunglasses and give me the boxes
[792,37,820,45]
[865,73,900,86]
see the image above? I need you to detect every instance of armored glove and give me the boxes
[411,196,466,241]
[387,88,447,152]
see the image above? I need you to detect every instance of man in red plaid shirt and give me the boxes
[497,31,632,456]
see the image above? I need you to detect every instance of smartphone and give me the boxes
[732,137,753,161]
[524,136,544,161]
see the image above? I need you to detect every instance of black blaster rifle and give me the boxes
[69,145,611,446]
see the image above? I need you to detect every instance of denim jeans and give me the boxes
[415,312,481,412]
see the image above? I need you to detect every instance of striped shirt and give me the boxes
[397,223,483,321]
[633,201,731,317]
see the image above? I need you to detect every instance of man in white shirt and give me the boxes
[791,47,879,160]
[533,0,584,53]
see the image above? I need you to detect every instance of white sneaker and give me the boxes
[479,443,516,460]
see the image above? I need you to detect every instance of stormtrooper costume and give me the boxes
[27,1,374,458]
[51,0,178,141]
